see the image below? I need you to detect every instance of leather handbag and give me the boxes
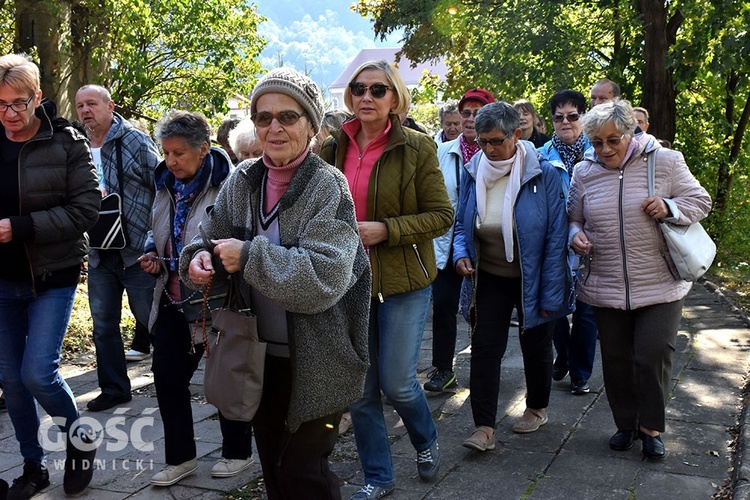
[88,193,127,249]
[647,150,716,281]
[89,139,128,250]
[204,275,266,422]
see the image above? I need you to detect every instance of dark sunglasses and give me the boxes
[251,111,307,128]
[591,135,626,149]
[552,112,581,123]
[348,82,392,98]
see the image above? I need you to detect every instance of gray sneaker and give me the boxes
[417,441,440,481]
[351,484,394,499]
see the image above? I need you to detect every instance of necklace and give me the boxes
[162,285,198,306]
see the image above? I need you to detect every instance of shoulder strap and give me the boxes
[115,138,128,238]
[646,149,656,197]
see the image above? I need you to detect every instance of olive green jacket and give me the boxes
[320,115,453,299]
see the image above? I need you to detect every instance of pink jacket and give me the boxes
[568,134,712,310]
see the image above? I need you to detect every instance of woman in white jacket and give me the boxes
[568,99,711,459]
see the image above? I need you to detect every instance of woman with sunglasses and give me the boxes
[183,67,370,499]
[538,89,600,397]
[568,99,711,458]
[453,102,569,450]
[320,60,453,500]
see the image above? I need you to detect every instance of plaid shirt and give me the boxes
[89,113,160,268]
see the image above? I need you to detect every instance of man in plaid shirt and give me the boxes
[75,85,160,412]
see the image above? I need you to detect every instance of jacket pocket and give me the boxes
[412,243,429,279]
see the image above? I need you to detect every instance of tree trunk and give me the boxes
[14,0,75,116]
[637,0,677,142]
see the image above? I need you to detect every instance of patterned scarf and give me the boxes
[459,134,481,165]
[551,133,587,177]
[170,154,211,269]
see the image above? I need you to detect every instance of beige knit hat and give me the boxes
[250,67,324,133]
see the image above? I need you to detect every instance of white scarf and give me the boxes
[476,143,525,262]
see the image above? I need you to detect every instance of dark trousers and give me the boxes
[130,319,152,353]
[152,300,253,464]
[593,298,685,432]
[470,271,554,428]
[253,355,341,500]
[553,300,598,381]
[152,301,204,465]
[431,265,463,371]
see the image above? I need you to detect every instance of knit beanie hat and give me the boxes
[250,68,324,133]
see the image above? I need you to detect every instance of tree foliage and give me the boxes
[5,0,266,120]
[355,0,750,252]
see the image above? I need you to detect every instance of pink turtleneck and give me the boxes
[262,149,308,213]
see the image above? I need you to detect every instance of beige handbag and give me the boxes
[204,275,266,422]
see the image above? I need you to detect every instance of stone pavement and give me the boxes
[0,281,748,499]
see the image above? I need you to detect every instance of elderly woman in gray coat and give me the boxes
[568,99,711,459]
[181,67,370,500]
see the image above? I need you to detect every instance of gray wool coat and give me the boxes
[179,152,370,431]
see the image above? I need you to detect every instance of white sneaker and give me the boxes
[211,457,254,478]
[125,349,149,362]
[150,458,197,486]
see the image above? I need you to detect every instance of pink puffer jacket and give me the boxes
[568,134,712,310]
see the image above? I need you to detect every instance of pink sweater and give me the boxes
[341,119,391,222]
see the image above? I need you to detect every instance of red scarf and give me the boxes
[459,134,481,165]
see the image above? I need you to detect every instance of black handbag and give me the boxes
[88,139,128,250]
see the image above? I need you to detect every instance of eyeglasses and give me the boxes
[475,135,513,148]
[552,112,580,123]
[460,109,481,118]
[348,82,392,98]
[0,95,34,114]
[591,134,626,149]
[251,111,308,128]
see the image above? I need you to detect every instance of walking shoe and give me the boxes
[462,426,496,451]
[552,357,568,381]
[351,483,394,499]
[64,426,98,495]
[512,408,548,433]
[416,441,440,481]
[8,461,49,500]
[125,349,149,362]
[86,392,132,412]
[570,379,591,395]
[211,457,254,478]
[609,429,638,451]
[423,369,457,392]
[150,458,198,486]
[639,431,665,459]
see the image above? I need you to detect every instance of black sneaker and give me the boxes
[552,357,568,381]
[86,392,131,412]
[416,441,440,481]
[8,461,49,500]
[423,369,457,392]
[64,427,98,495]
[570,379,590,395]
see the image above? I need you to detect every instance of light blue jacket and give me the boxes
[537,136,592,194]
[453,140,571,329]
[433,137,464,269]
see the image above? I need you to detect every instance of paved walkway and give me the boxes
[0,281,748,499]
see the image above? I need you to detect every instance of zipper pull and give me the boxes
[619,169,623,180]
[533,185,537,194]
[215,330,221,345]
[378,292,384,303]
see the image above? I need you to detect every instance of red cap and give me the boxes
[458,88,496,111]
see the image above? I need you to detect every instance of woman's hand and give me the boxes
[188,250,215,284]
[212,238,245,274]
[455,257,475,277]
[0,218,12,243]
[642,196,669,220]
[357,221,387,247]
[571,231,593,255]
[137,252,161,275]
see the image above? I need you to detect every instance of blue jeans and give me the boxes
[350,286,437,488]
[89,251,156,396]
[0,280,79,464]
[553,300,598,382]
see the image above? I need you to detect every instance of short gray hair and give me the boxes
[228,117,258,156]
[438,100,459,123]
[581,99,637,139]
[154,110,211,150]
[475,101,520,137]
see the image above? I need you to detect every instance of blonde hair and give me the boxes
[343,60,411,116]
[0,54,40,96]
